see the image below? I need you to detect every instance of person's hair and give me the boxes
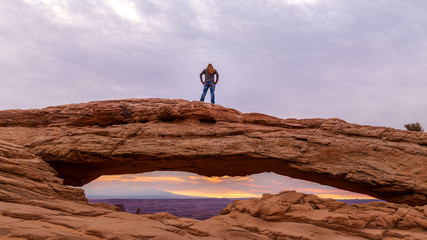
[207,64,216,75]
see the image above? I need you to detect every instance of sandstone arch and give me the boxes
[0,98,426,206]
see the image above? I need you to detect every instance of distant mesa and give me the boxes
[86,188,212,200]
[90,198,236,220]
[0,98,426,206]
[90,198,385,221]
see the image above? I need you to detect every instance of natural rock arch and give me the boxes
[0,98,426,206]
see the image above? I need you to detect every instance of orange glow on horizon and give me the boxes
[317,193,377,200]
[96,174,255,184]
[188,175,254,183]
[96,175,197,183]
[169,191,376,200]
[170,190,261,199]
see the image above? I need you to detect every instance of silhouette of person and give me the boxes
[199,63,219,104]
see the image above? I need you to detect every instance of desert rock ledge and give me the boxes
[0,98,426,206]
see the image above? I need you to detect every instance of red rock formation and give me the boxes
[0,98,426,206]
[0,99,426,239]
[0,140,86,204]
[1,142,426,239]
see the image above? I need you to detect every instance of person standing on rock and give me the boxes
[199,63,219,104]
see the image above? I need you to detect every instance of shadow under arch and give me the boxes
[49,156,387,200]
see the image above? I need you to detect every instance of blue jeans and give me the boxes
[200,81,215,104]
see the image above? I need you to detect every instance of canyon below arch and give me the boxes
[0,98,426,239]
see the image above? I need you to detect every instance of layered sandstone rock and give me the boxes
[0,98,426,206]
[0,140,86,204]
[217,191,427,239]
[0,99,427,239]
[1,140,426,239]
[0,140,255,239]
[1,144,426,240]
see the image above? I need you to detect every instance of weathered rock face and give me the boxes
[1,141,426,239]
[0,99,427,239]
[1,142,426,240]
[0,98,426,206]
[0,140,86,204]
[215,191,427,240]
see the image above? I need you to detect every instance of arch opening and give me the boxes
[82,171,382,220]
[48,155,402,205]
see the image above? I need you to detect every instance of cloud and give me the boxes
[3,0,427,128]
[188,175,254,184]
[97,173,255,185]
[108,0,141,22]
[97,174,199,184]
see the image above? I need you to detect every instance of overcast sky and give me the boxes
[2,0,427,199]
[2,0,427,129]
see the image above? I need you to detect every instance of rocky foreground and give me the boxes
[0,98,426,239]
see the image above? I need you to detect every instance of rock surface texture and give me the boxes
[0,98,426,239]
[1,141,426,239]
[0,98,426,206]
